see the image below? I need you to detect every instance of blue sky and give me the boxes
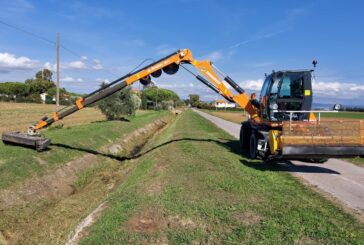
[0,0,363,105]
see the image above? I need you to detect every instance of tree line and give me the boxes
[97,84,184,120]
[0,69,72,104]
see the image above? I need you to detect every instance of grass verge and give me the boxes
[201,109,247,124]
[0,110,168,190]
[81,110,363,244]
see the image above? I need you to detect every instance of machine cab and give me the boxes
[259,70,313,122]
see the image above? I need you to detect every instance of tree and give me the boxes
[189,94,200,107]
[26,69,55,94]
[0,82,29,96]
[131,93,142,111]
[35,69,53,81]
[141,87,179,109]
[47,87,67,98]
[98,85,138,120]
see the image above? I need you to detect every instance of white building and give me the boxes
[214,99,236,108]
[40,93,48,103]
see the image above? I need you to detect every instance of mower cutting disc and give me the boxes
[2,131,51,151]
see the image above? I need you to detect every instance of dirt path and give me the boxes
[193,108,364,218]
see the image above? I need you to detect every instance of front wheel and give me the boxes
[249,132,258,159]
[239,124,249,150]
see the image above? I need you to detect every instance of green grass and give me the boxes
[0,110,168,190]
[321,111,364,119]
[349,157,364,166]
[81,110,363,244]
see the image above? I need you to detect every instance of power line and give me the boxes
[0,19,55,45]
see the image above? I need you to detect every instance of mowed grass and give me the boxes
[81,110,363,244]
[321,111,364,120]
[0,109,168,190]
[202,109,247,124]
[350,157,364,166]
[0,102,106,133]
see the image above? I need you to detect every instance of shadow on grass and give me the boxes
[241,159,340,174]
[51,137,339,174]
[91,117,130,123]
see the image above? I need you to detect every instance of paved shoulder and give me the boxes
[192,109,240,138]
[192,108,364,218]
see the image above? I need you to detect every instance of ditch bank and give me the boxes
[0,113,176,245]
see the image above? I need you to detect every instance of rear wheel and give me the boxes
[309,158,328,164]
[249,132,258,159]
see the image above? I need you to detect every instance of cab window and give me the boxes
[279,75,304,99]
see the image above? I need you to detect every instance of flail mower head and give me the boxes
[2,131,51,151]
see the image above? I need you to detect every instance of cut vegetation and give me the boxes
[80,110,363,244]
[0,109,175,244]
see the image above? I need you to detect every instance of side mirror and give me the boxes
[333,104,341,111]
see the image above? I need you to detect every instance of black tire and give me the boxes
[309,158,328,164]
[239,124,249,150]
[249,132,258,159]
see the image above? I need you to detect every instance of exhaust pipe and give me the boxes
[2,132,51,151]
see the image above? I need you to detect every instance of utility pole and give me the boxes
[56,32,60,109]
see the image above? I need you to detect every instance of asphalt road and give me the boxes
[193,109,364,217]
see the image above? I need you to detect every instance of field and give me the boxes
[0,102,106,133]
[202,109,247,124]
[0,103,172,244]
[202,108,364,124]
[0,105,362,244]
[321,111,364,119]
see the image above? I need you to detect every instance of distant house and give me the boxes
[40,93,48,103]
[214,99,236,109]
[40,92,70,104]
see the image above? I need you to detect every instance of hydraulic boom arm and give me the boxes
[28,49,259,134]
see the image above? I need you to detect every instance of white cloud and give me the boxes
[0,52,39,72]
[204,50,223,62]
[312,80,364,99]
[45,58,103,71]
[61,76,75,82]
[43,62,56,71]
[92,59,103,70]
[64,60,87,70]
[238,79,264,92]
[60,76,84,83]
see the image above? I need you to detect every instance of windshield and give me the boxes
[279,73,304,99]
[268,72,306,121]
